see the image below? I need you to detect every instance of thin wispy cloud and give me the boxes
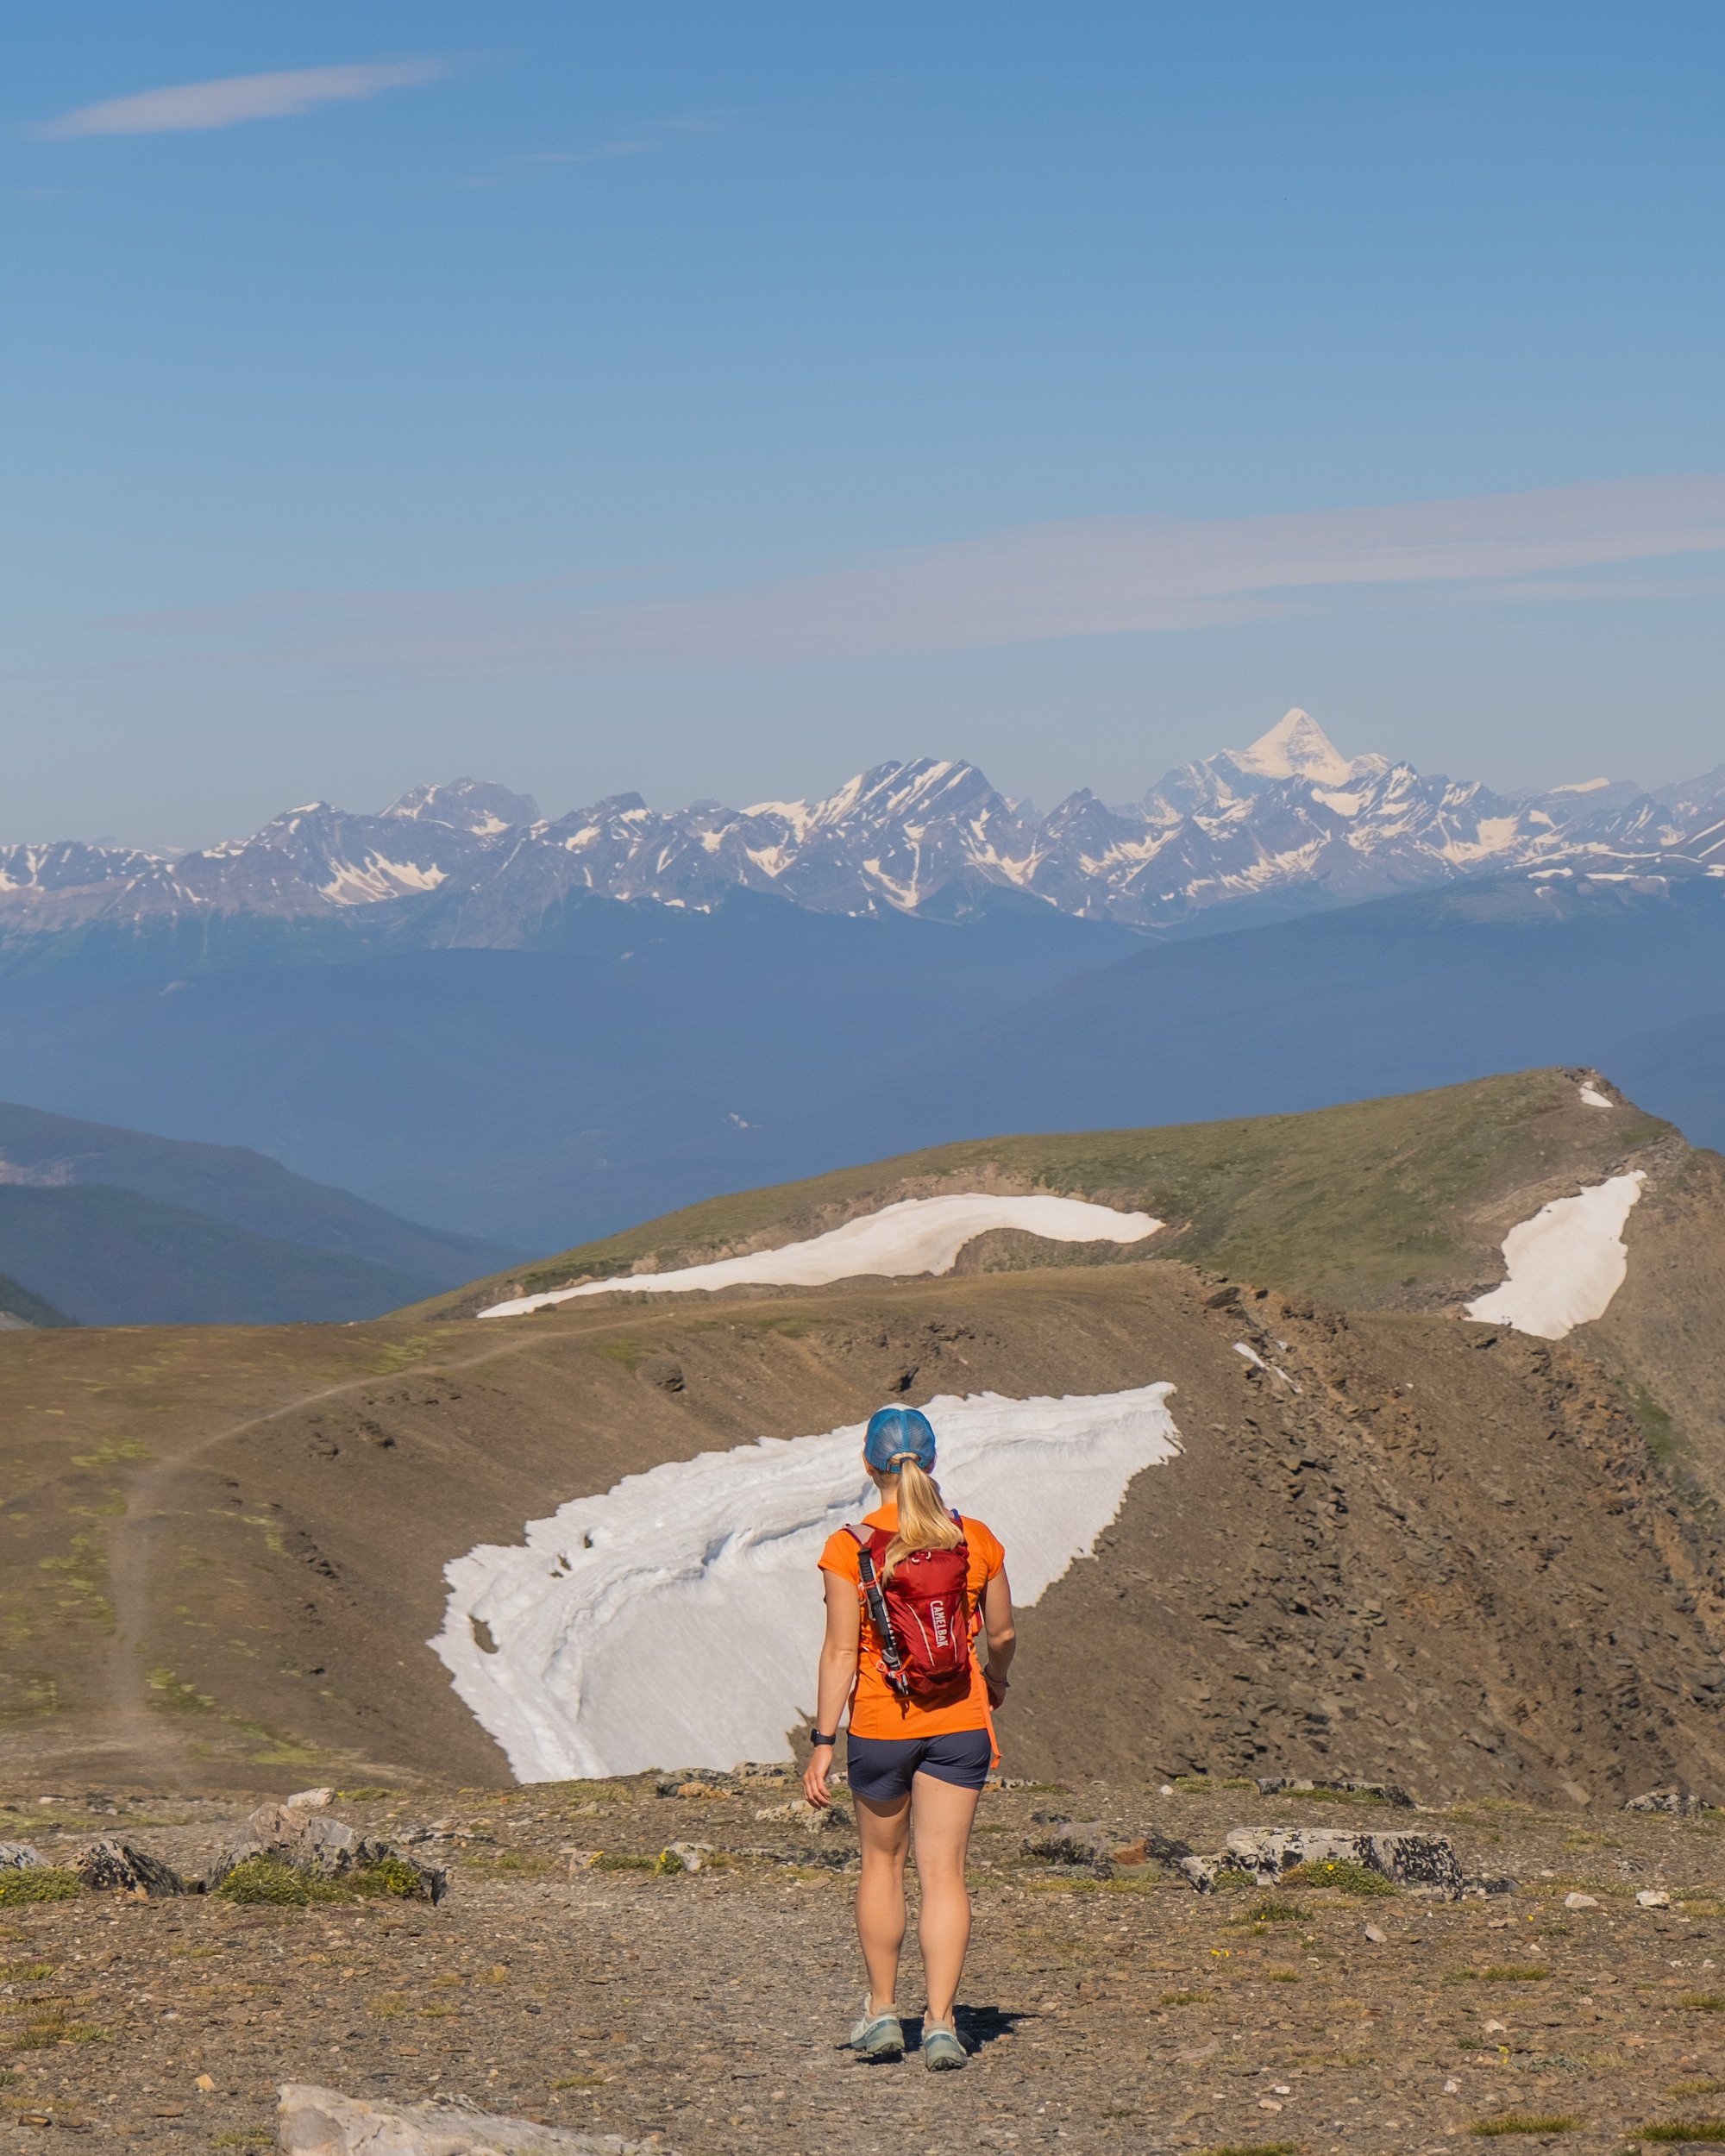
[91,474,1725,680]
[473,116,727,188]
[33,59,453,141]
[519,116,723,164]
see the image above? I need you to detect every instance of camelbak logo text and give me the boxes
[931,1601,950,1647]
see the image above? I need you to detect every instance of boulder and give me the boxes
[214,1789,446,1902]
[278,2084,652,2156]
[0,1843,43,1871]
[1220,1826,1463,1898]
[750,1799,849,1834]
[1624,1787,1708,1817]
[1021,1821,1113,1873]
[68,1839,189,1897]
[1254,1777,1413,1808]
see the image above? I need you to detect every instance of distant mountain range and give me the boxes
[3,711,1722,945]
[0,713,1717,1268]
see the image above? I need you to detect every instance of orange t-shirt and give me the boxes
[819,1501,1005,1740]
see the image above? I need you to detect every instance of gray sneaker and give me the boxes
[921,2022,967,2071]
[850,2000,904,2059]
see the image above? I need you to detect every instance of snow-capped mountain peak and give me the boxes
[1141,707,1389,824]
[382,778,541,835]
[1229,707,1363,786]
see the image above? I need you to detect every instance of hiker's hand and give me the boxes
[985,1671,1010,1710]
[803,1747,832,1808]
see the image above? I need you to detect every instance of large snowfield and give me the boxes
[430,1384,1182,1782]
[478,1193,1162,1318]
[1465,1171,1646,1339]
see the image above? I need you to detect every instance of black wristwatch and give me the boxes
[809,1732,839,1748]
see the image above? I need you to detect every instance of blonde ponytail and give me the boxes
[881,1456,964,1579]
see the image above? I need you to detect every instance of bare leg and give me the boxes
[910,1771,981,2028]
[853,1792,913,2013]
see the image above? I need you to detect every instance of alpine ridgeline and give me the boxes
[4,716,1722,946]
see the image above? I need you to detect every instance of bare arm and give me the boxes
[802,1569,860,1808]
[981,1567,1016,1708]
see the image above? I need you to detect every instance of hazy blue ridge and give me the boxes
[0,1264,75,1328]
[0,887,1145,1249]
[0,871,1714,1263]
[0,1184,441,1326]
[794,870,1725,1169]
[0,1100,521,1285]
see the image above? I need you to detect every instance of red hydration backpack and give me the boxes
[849,1520,974,1702]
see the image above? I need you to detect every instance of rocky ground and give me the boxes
[5,1777,1725,2155]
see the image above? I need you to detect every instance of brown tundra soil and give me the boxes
[4,1777,1725,2156]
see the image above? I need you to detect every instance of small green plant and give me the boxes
[1283,1858,1395,1896]
[1468,2116,1577,2137]
[549,2076,607,2090]
[214,1855,426,1906]
[1171,1776,1213,1794]
[0,1871,78,1907]
[1197,2143,1298,2156]
[1446,1966,1550,1985]
[1161,1990,1205,2005]
[1286,1784,1393,1808]
[1640,2124,1725,2145]
[1679,1996,1725,2012]
[1250,1898,1303,1922]
[10,2009,103,2051]
[0,1962,54,1982]
[338,1788,393,1802]
[1267,1969,1302,1983]
[369,1995,406,2018]
[211,2133,272,2147]
[1672,2083,1725,2100]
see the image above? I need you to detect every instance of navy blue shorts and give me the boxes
[845,1728,993,1803]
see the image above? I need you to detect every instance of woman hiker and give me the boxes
[803,1404,1016,2070]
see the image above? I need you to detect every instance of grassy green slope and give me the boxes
[418,1066,1671,1317]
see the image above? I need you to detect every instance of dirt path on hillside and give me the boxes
[96,1323,552,1789]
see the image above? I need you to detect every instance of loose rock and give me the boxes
[213,1794,446,1901]
[1218,1826,1464,1897]
[277,2084,651,2156]
[68,1839,189,1897]
[1624,1787,1708,1816]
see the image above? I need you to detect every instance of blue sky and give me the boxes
[4,3,1723,846]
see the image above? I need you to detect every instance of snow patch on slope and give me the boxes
[479,1194,1162,1318]
[1465,1173,1646,1340]
[430,1384,1182,1782]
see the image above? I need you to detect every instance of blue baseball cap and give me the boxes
[863,1405,936,1472]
